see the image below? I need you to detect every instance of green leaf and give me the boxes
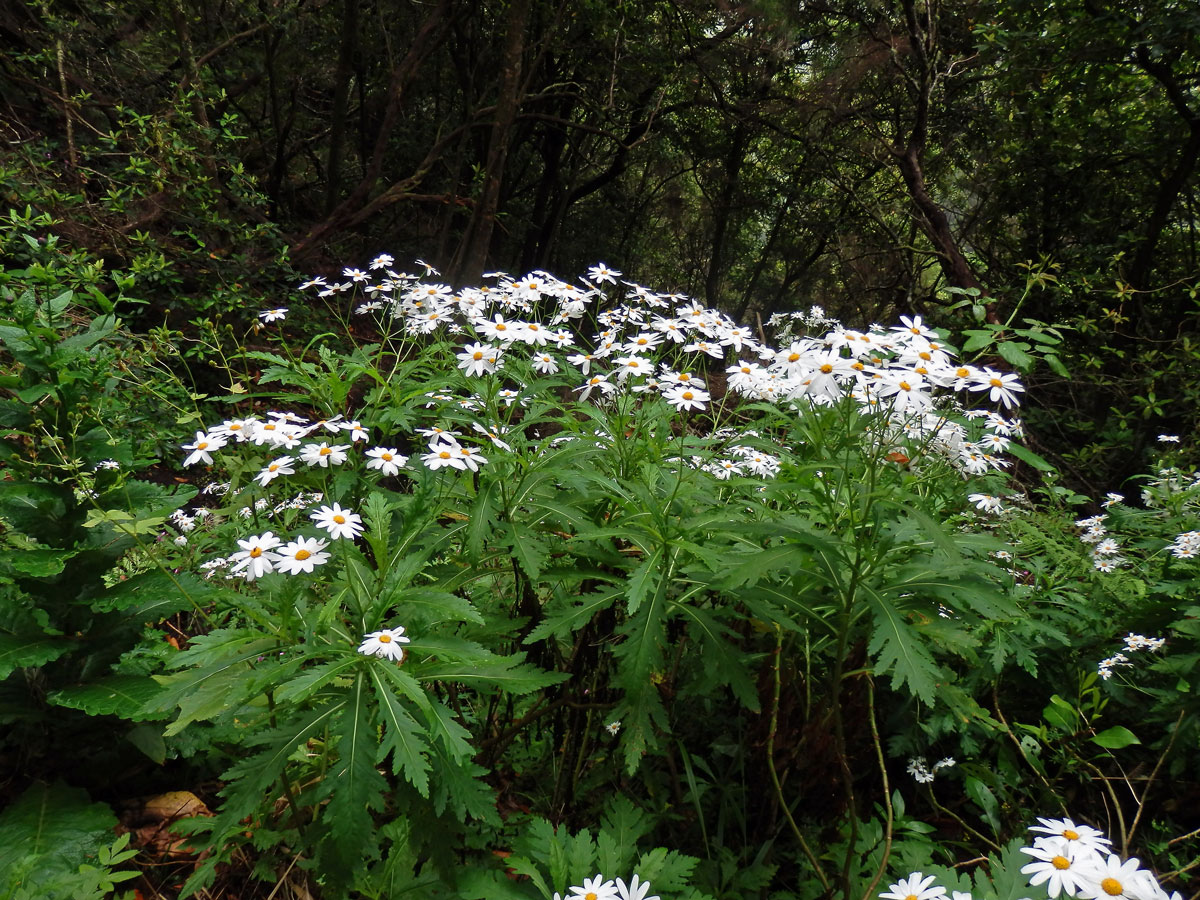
[428,746,500,825]
[613,591,669,774]
[507,522,550,582]
[417,653,568,695]
[9,548,75,576]
[465,478,499,561]
[962,329,996,352]
[1044,353,1070,377]
[369,666,431,796]
[273,658,358,704]
[1006,442,1056,472]
[126,724,167,764]
[319,673,388,887]
[965,775,1001,831]
[1090,726,1140,749]
[49,675,165,721]
[864,589,942,705]
[1042,695,1079,733]
[201,701,345,857]
[0,633,71,680]
[626,548,661,615]
[524,590,618,643]
[0,782,117,896]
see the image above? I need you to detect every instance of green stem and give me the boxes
[858,677,894,900]
[767,624,831,892]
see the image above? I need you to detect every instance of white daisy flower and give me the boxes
[358,626,411,662]
[310,503,364,540]
[275,536,330,575]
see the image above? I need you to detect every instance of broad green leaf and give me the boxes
[1090,725,1140,749]
[0,633,71,680]
[8,548,75,576]
[50,675,165,721]
[1044,353,1070,376]
[1006,442,1056,472]
[996,340,1034,370]
[1042,695,1079,733]
[0,781,117,895]
[126,723,167,764]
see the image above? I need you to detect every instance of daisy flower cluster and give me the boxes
[552,873,658,900]
[178,411,397,582]
[1097,632,1167,681]
[907,756,956,783]
[1019,817,1179,900]
[882,818,1180,900]
[299,258,1025,481]
[1074,515,1127,573]
[1139,467,1200,512]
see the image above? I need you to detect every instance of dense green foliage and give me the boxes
[2,0,1200,897]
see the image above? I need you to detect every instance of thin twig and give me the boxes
[1127,710,1186,848]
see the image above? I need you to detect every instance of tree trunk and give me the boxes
[452,0,533,283]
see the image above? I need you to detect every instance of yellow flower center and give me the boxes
[264,423,276,431]
[1053,856,1071,870]
[820,364,833,374]
[379,634,392,643]
[1101,878,1122,896]
[852,361,864,371]
[295,549,311,561]
[910,326,920,334]
[788,353,801,362]
[586,894,598,900]
[905,894,918,900]
[382,453,393,461]
[333,514,346,524]
[473,351,483,360]
[439,451,452,459]
[990,377,1004,387]
[899,381,912,391]
[496,323,507,331]
[956,367,969,377]
[319,447,331,456]
[919,351,932,360]
[1063,829,1079,840]
[682,391,694,400]
[269,464,279,472]
[250,547,262,558]
[197,441,208,450]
